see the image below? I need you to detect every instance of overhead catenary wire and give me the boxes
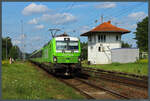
[86,3,144,28]
[59,3,107,37]
[52,2,75,28]
[66,2,146,43]
[72,2,145,35]
[38,2,76,50]
[53,2,76,30]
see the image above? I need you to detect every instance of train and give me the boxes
[30,34,81,76]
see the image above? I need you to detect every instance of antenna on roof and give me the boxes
[115,22,118,26]
[101,14,103,24]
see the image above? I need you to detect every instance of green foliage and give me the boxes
[2,37,13,60]
[121,41,132,48]
[9,46,20,59]
[2,37,22,60]
[82,60,148,76]
[134,17,148,52]
[2,62,85,99]
[80,42,87,60]
[136,59,148,64]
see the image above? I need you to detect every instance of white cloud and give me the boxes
[128,12,147,21]
[31,36,41,41]
[41,13,77,25]
[20,34,26,39]
[70,4,90,8]
[80,26,91,33]
[35,24,44,29]
[28,18,38,24]
[95,2,116,9]
[118,23,137,31]
[130,24,137,29]
[22,3,49,15]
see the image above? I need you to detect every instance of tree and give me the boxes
[9,46,20,59]
[80,42,87,60]
[2,37,13,60]
[2,37,22,60]
[121,41,132,48]
[134,17,148,52]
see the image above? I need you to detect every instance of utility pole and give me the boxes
[48,28,61,38]
[5,37,10,60]
[6,38,7,60]
[21,20,26,61]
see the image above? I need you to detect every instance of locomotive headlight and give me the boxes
[53,56,57,62]
[78,57,81,62]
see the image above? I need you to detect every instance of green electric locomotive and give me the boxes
[30,35,81,76]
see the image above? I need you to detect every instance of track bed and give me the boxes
[30,61,148,99]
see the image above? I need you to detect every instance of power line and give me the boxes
[46,2,76,39]
[112,3,144,18]
[20,20,26,61]
[51,2,72,28]
[55,2,76,30]
[73,2,145,34]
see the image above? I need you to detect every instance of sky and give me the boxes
[2,2,148,53]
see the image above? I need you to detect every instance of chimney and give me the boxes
[108,21,111,24]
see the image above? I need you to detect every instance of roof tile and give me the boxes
[81,21,130,36]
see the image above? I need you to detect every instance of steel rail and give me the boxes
[75,78,130,99]
[82,69,148,89]
[82,67,148,80]
[30,61,146,99]
[58,78,95,99]
[30,61,95,99]
[30,61,128,99]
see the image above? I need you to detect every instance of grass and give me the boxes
[2,61,85,100]
[82,59,148,76]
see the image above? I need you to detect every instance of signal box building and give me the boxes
[80,21,138,64]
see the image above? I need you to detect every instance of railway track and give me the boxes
[82,68,148,89]
[76,73,148,99]
[30,61,148,99]
[82,67,148,80]
[30,61,129,99]
[58,77,130,99]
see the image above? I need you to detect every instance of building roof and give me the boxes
[81,21,131,36]
[56,32,69,37]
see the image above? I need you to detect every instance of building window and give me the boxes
[116,35,118,41]
[104,35,106,42]
[98,47,101,52]
[94,35,96,42]
[116,35,121,41]
[101,35,103,42]
[98,35,106,42]
[89,36,92,42]
[98,35,100,42]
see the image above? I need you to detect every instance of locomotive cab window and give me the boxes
[56,41,67,50]
[56,41,78,50]
[68,41,78,50]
